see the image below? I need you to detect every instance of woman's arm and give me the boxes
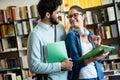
[65,32,87,69]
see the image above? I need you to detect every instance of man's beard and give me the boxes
[50,17,58,25]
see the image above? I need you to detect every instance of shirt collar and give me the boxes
[38,22,54,30]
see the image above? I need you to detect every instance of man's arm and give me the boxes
[27,32,73,74]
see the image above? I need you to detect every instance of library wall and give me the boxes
[0,0,120,80]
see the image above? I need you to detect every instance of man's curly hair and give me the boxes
[37,0,62,19]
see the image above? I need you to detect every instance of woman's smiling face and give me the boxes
[68,9,85,29]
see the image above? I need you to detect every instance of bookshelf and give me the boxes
[83,0,120,79]
[84,3,120,45]
[0,0,39,80]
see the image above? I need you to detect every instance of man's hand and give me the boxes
[61,58,73,71]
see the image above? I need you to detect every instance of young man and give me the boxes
[27,0,73,80]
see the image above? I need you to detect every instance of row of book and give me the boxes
[86,6,115,25]
[98,24,119,39]
[0,36,28,52]
[0,5,39,24]
[108,75,120,80]
[14,21,30,36]
[0,19,38,38]
[1,37,17,52]
[102,61,120,71]
[0,72,33,80]
[0,73,22,80]
[0,58,19,69]
[0,19,37,52]
[104,70,120,80]
[0,56,32,80]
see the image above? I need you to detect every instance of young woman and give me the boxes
[65,5,108,80]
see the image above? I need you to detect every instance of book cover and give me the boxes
[8,24,15,36]
[22,21,29,35]
[1,25,8,38]
[110,24,119,38]
[92,10,102,24]
[107,7,115,21]
[4,73,16,80]
[20,56,28,69]
[0,74,2,80]
[80,45,115,60]
[46,41,68,63]
[86,11,93,24]
[100,26,106,39]
[118,21,120,37]
[104,26,111,39]
[116,3,120,20]
[100,8,109,22]
[0,41,3,52]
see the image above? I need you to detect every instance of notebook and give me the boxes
[46,41,68,63]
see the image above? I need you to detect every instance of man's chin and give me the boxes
[50,18,59,25]
[52,21,59,25]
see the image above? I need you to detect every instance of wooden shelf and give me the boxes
[85,3,114,11]
[0,67,21,72]
[86,21,116,28]
[102,38,120,45]
[0,51,19,58]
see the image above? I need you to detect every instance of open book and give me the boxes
[80,45,115,60]
[46,41,68,63]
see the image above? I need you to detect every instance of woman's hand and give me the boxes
[85,52,109,64]
[91,35,101,46]
[95,52,109,60]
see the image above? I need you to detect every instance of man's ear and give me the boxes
[46,12,51,18]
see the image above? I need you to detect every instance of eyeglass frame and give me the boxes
[67,13,83,19]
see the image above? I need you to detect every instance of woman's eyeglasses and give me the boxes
[67,13,82,19]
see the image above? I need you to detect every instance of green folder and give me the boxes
[80,45,115,60]
[46,41,68,63]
